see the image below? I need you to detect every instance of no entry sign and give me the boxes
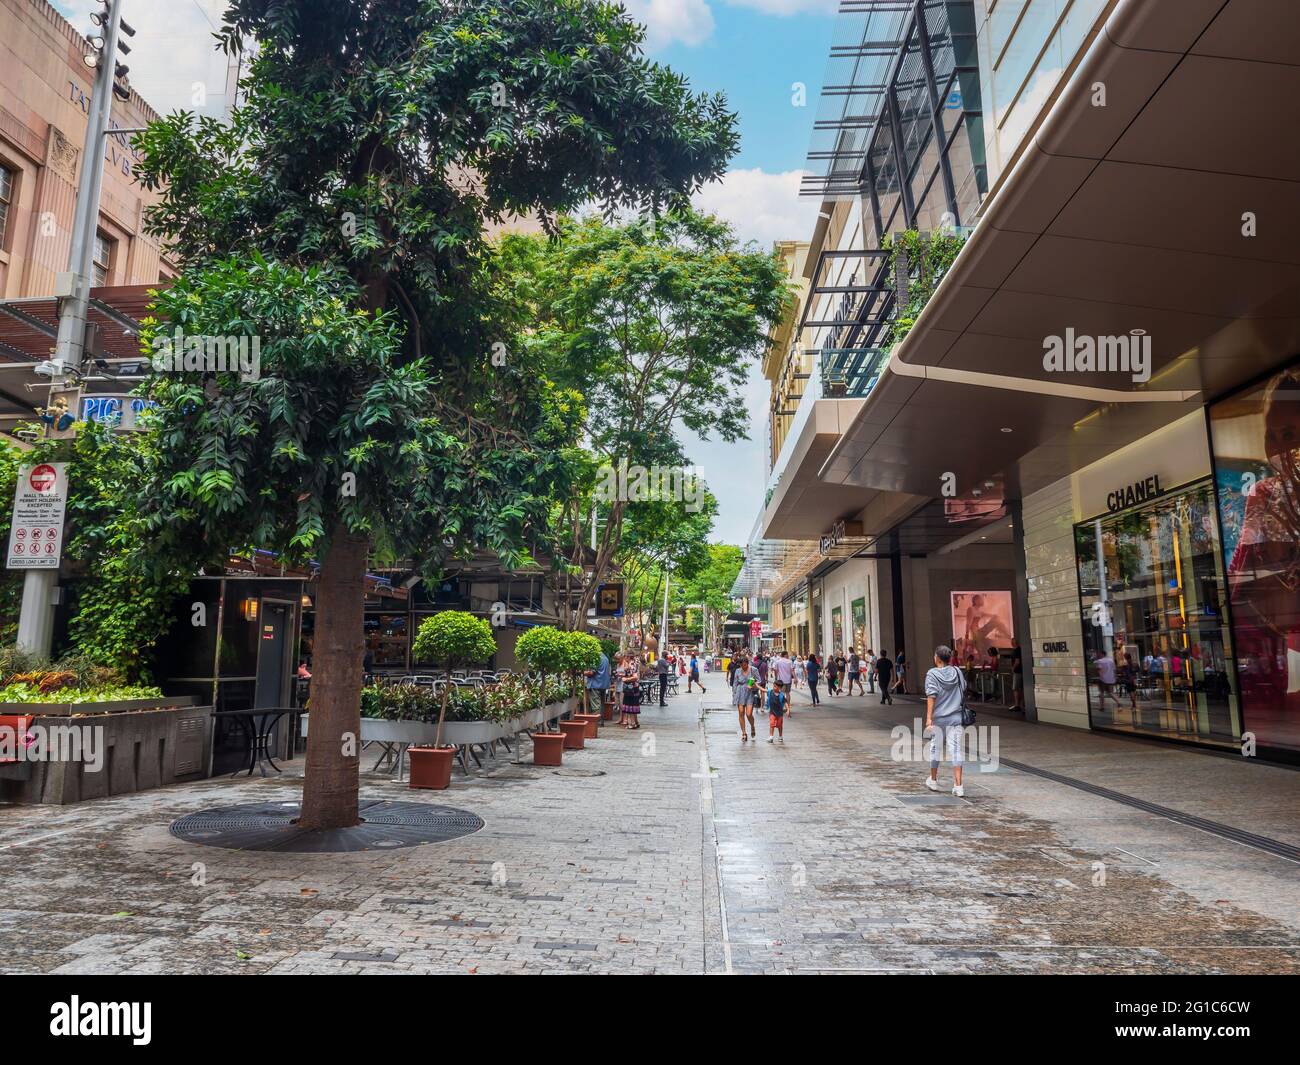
[6,463,68,570]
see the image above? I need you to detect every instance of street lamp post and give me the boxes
[15,0,130,657]
[657,563,671,659]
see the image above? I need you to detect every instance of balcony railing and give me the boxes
[820,346,889,398]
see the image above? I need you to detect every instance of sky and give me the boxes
[54,0,839,546]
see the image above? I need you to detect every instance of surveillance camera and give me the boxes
[33,360,64,378]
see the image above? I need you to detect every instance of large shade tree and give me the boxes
[131,0,738,829]
[496,209,791,628]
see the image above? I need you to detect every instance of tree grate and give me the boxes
[169,799,484,852]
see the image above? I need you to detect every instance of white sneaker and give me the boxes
[778,736,784,744]
[766,737,774,744]
[952,784,965,798]
[741,732,747,742]
[925,777,939,792]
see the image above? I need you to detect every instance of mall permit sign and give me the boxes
[6,463,68,569]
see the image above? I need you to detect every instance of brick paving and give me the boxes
[0,682,1297,974]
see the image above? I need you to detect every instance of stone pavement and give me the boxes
[0,680,1297,974]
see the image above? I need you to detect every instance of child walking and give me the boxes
[766,680,787,743]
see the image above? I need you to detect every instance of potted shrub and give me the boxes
[564,630,604,736]
[515,626,571,765]
[409,611,496,788]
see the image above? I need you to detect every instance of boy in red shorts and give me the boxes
[766,680,787,743]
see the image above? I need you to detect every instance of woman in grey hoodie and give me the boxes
[924,644,968,797]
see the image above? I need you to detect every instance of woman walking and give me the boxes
[806,653,821,706]
[825,653,839,696]
[732,657,757,742]
[621,657,643,729]
[924,645,968,797]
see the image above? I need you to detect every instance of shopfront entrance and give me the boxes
[1074,479,1241,748]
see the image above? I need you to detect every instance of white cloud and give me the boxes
[622,0,716,50]
[692,167,821,248]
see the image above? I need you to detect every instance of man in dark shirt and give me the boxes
[875,650,895,705]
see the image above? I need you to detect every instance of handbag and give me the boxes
[959,672,976,726]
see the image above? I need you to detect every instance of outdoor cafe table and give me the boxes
[213,707,294,777]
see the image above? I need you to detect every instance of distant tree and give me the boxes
[497,208,791,628]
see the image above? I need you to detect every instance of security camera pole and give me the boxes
[14,0,127,656]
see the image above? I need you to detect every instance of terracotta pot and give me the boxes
[574,713,600,739]
[558,719,586,750]
[532,730,565,766]
[408,745,457,790]
[600,699,615,721]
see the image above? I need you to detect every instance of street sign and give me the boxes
[6,463,68,570]
[749,619,762,637]
[595,582,624,617]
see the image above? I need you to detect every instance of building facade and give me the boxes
[0,0,172,301]
[741,0,1300,760]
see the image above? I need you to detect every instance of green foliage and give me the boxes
[499,209,790,458]
[598,638,620,663]
[678,544,743,616]
[359,674,573,724]
[0,682,163,705]
[882,230,966,348]
[412,611,496,671]
[495,207,789,623]
[514,625,569,675]
[130,0,739,578]
[0,426,191,680]
[561,630,603,675]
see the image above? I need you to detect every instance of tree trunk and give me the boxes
[298,524,369,830]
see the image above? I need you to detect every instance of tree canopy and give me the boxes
[128,0,742,828]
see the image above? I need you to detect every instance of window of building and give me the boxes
[0,166,14,249]
[92,232,113,286]
[1075,480,1241,748]
[1209,362,1300,753]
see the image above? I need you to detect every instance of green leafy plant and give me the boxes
[882,230,967,349]
[412,611,496,746]
[0,682,164,705]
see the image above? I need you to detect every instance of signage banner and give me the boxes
[6,463,68,569]
[595,582,625,617]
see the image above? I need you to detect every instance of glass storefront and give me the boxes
[1074,480,1241,747]
[1209,364,1300,752]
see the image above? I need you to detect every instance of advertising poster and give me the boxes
[831,605,843,653]
[851,597,867,653]
[950,590,1014,665]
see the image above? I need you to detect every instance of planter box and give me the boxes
[0,695,197,715]
[301,698,574,748]
[0,703,213,805]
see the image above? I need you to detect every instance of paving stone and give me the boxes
[0,687,1296,973]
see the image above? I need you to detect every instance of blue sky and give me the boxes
[56,0,838,546]
[643,1,836,546]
